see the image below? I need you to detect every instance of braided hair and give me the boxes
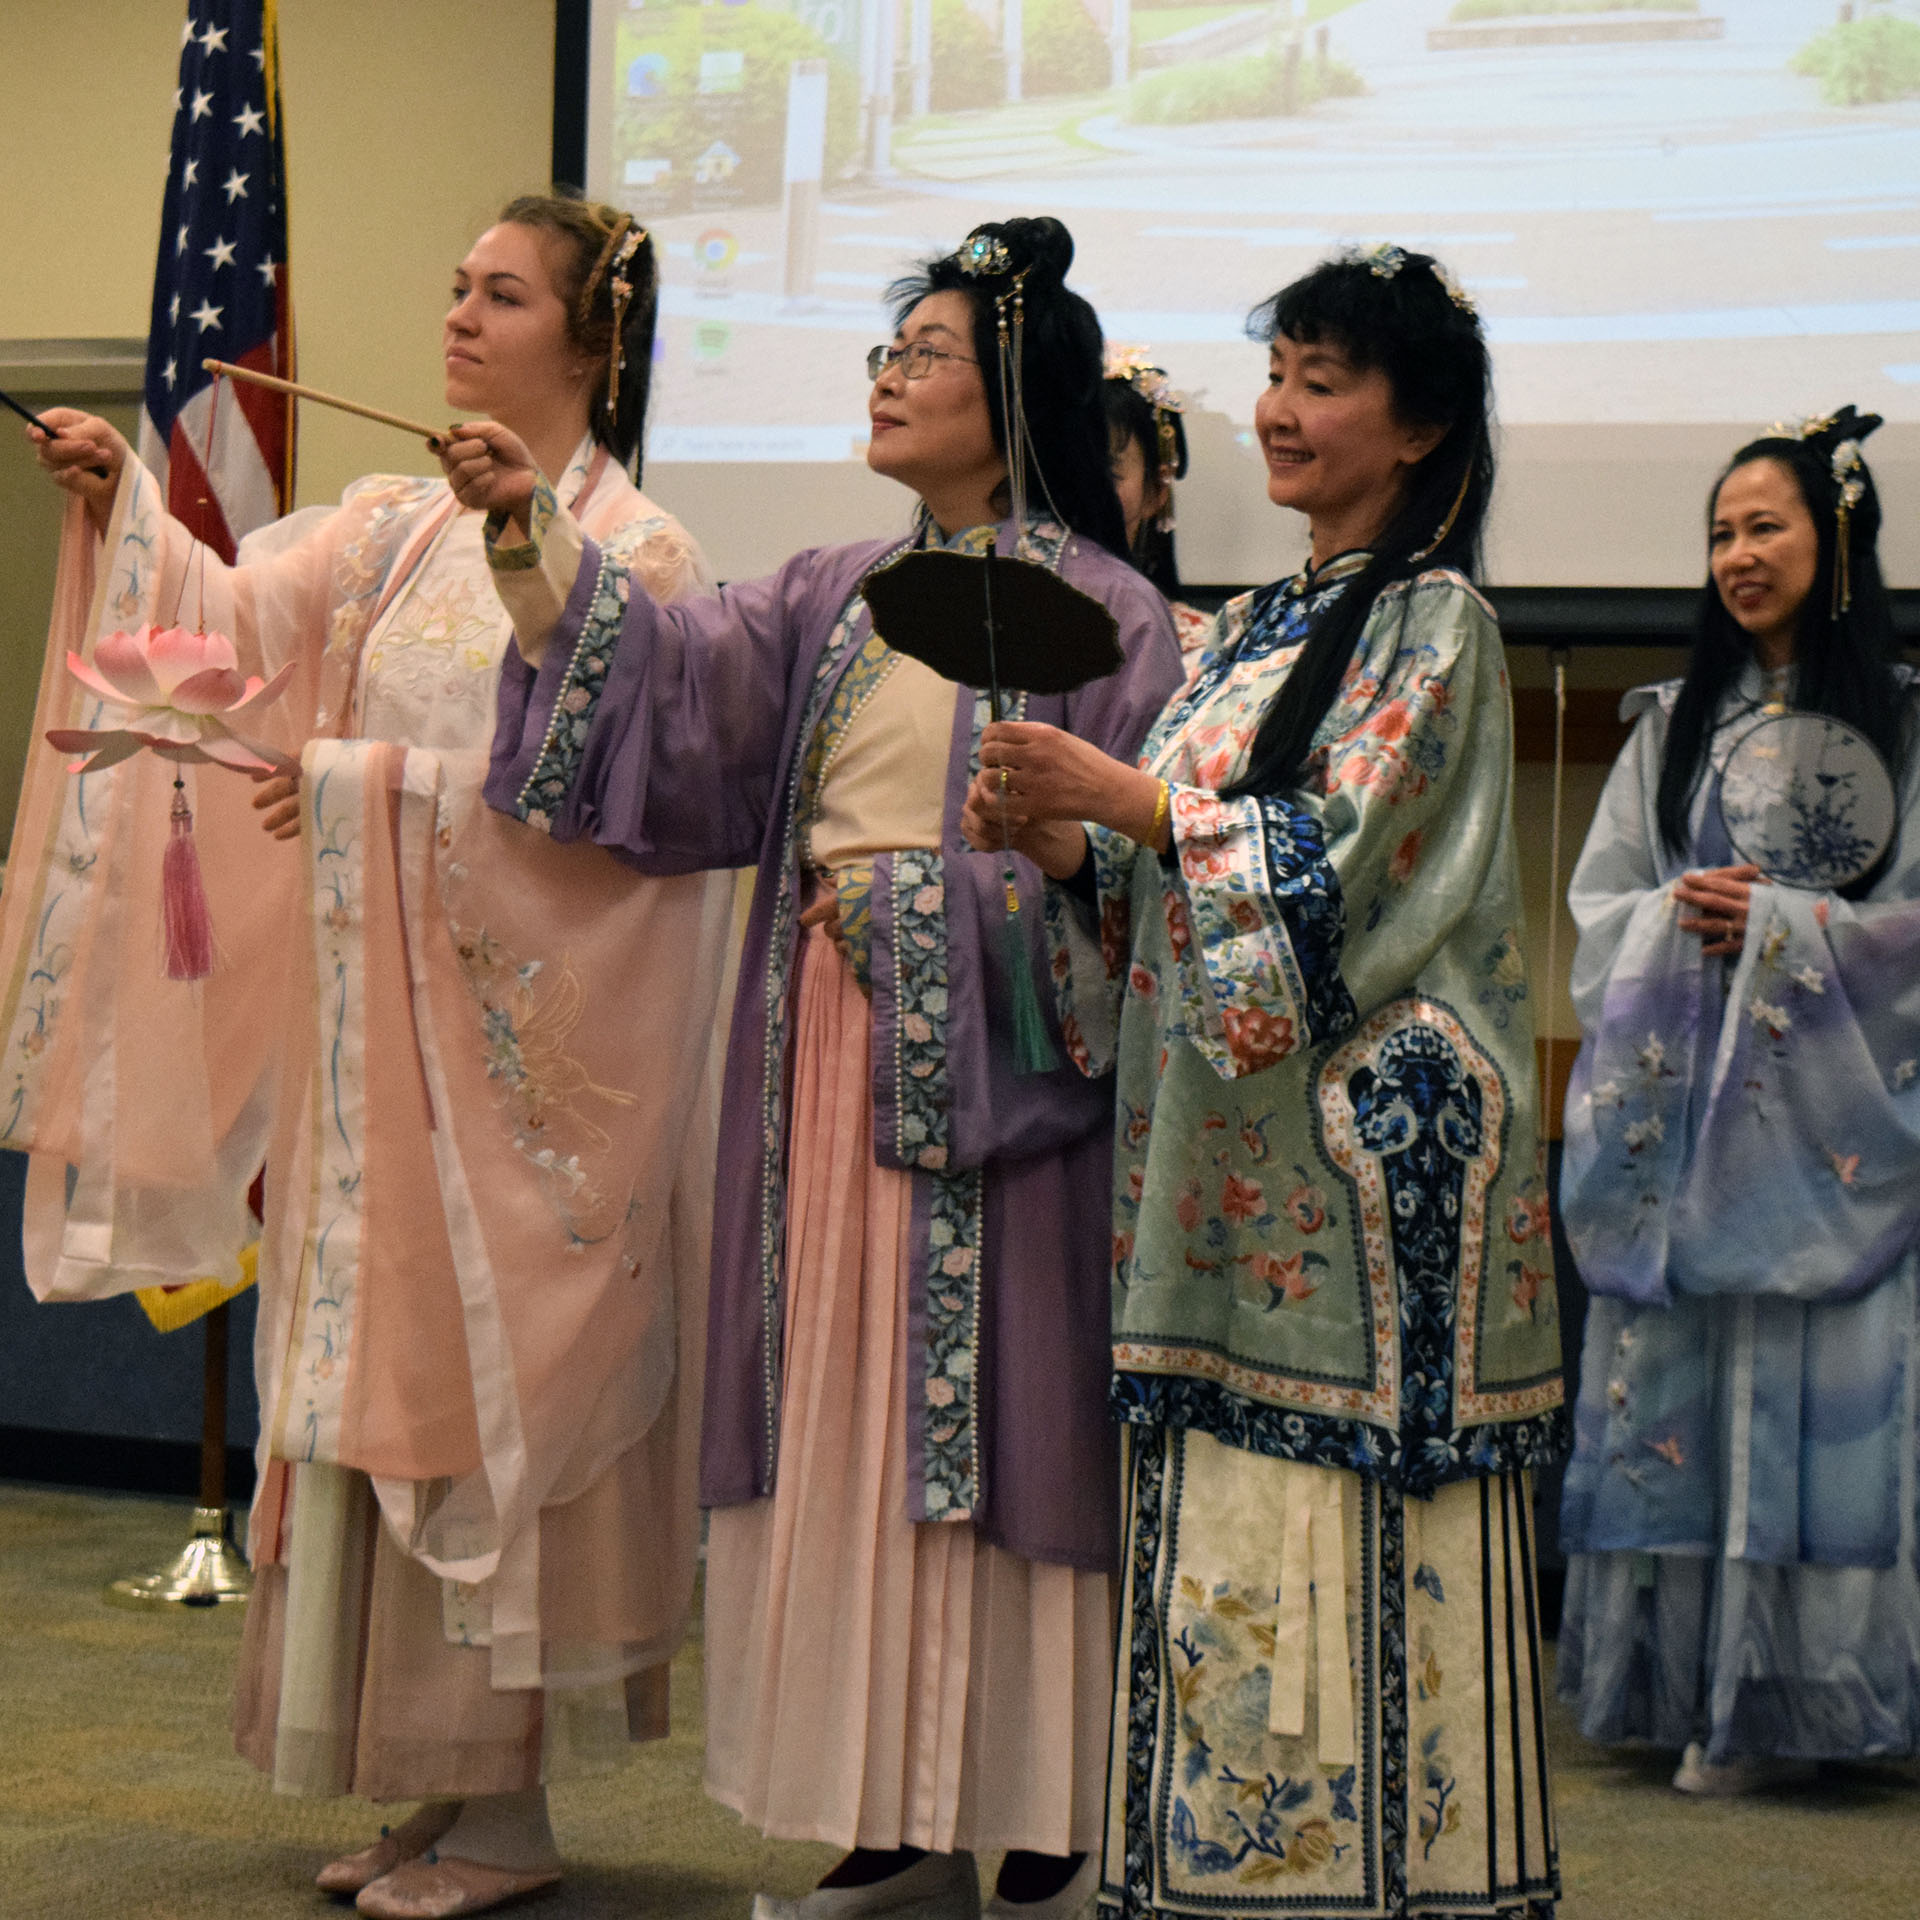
[496,190,659,473]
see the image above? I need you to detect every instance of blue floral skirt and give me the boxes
[1101,1426,1559,1918]
[1558,1274,1920,1763]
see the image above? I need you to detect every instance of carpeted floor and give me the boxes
[4,1484,1918,1919]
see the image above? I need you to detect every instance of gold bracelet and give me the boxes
[1148,777,1171,848]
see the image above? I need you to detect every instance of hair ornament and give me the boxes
[603,222,647,419]
[1766,410,1836,442]
[1365,242,1408,279]
[955,230,1014,279]
[577,211,634,326]
[1106,343,1188,490]
[1407,452,1474,566]
[1832,435,1867,617]
[1430,258,1478,317]
[1105,344,1184,416]
[1761,405,1881,452]
[1832,438,1866,507]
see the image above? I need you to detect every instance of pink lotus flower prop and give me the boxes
[45,625,297,981]
[48,624,294,776]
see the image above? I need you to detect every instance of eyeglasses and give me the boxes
[866,341,978,382]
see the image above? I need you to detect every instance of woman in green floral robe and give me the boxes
[963,250,1566,1919]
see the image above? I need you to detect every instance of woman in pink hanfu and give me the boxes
[4,196,731,1919]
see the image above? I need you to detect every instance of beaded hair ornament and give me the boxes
[1105,343,1189,480]
[954,228,1058,542]
[577,213,649,419]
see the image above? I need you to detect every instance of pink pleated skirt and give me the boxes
[703,925,1113,1853]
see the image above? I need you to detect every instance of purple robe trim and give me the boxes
[488,521,1182,1569]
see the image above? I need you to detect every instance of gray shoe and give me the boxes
[752,1853,981,1920]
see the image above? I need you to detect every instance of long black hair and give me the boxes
[1225,251,1495,800]
[1656,412,1903,862]
[1105,374,1188,596]
[498,190,659,474]
[887,217,1128,557]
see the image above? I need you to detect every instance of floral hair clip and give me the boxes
[1105,344,1189,487]
[955,230,1013,278]
[1104,344,1185,417]
[1365,242,1408,279]
[1831,438,1865,508]
[1765,409,1842,443]
[1430,259,1478,317]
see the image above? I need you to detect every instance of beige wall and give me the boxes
[0,2,557,842]
[2,0,557,507]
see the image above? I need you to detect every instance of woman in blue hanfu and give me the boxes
[1555,409,1920,1793]
[962,249,1566,1919]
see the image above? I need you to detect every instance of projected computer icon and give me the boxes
[625,52,667,99]
[695,141,741,186]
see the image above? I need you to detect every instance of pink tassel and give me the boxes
[162,778,216,980]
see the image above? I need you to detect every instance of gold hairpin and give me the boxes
[577,212,633,327]
[1409,457,1474,565]
[604,225,647,418]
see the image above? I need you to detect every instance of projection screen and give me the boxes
[582,0,1919,588]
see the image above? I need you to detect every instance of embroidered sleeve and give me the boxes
[1172,599,1216,658]
[483,477,579,667]
[1042,824,1139,1078]
[869,850,954,1171]
[1167,788,1355,1079]
[507,531,622,833]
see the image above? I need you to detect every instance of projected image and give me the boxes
[594,0,1920,462]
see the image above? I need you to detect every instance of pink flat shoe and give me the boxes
[355,1855,562,1919]
[317,1806,461,1898]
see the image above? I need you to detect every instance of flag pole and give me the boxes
[104,1301,252,1608]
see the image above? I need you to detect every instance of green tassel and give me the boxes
[1000,874,1058,1076]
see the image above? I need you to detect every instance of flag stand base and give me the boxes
[102,1300,252,1609]
[104,1504,252,1609]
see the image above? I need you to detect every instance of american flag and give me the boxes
[138,1,294,563]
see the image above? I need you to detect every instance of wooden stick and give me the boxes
[201,358,441,440]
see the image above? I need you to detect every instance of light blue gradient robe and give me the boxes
[1557,668,1920,1761]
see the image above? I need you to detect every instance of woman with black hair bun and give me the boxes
[963,246,1565,1917]
[451,216,1182,1918]
[1557,411,1920,1793]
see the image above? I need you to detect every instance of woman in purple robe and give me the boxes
[446,218,1182,1920]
